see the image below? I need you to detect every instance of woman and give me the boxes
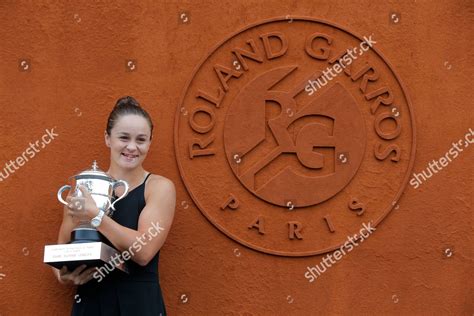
[52,96,176,315]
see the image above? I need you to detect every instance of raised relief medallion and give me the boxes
[175,17,415,256]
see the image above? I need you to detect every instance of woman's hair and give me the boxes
[106,96,154,140]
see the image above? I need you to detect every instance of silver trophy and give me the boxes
[56,160,128,243]
[44,161,130,273]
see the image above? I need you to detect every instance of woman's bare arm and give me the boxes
[96,176,176,266]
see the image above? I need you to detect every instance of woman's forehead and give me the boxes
[113,114,150,134]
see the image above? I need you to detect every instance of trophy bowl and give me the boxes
[56,160,129,243]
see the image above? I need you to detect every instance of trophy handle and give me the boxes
[110,180,129,211]
[57,185,72,206]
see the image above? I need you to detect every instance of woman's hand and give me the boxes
[57,264,97,285]
[66,186,100,220]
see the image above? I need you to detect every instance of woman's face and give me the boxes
[105,114,152,170]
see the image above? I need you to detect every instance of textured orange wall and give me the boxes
[0,0,472,315]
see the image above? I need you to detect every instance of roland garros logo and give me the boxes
[174,17,416,256]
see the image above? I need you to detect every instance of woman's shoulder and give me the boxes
[145,173,175,195]
[143,174,176,214]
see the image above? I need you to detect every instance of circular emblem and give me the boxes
[175,17,416,256]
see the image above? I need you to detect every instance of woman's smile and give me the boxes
[121,152,139,162]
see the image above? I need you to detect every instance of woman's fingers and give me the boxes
[59,266,68,276]
[67,197,91,220]
[57,265,99,285]
[81,267,97,276]
[71,264,88,277]
[57,266,70,283]
[81,269,97,284]
[75,267,97,285]
[82,274,95,284]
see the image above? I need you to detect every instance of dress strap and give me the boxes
[143,172,152,184]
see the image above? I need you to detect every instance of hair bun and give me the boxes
[107,95,154,140]
[115,96,140,108]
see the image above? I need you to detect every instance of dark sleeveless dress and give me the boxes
[71,173,167,316]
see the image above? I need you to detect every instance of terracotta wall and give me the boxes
[0,0,472,315]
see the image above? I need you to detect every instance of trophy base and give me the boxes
[43,242,128,274]
[70,228,103,243]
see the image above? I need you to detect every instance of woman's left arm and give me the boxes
[70,177,176,266]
